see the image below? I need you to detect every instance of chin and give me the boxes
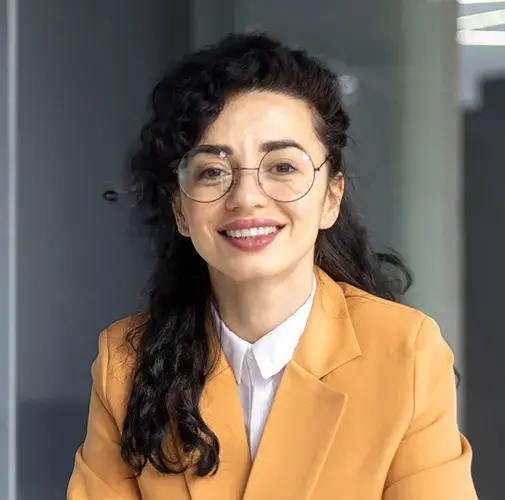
[213,257,285,283]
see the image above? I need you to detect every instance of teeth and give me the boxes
[225,226,279,238]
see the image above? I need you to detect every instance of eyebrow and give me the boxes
[198,139,308,156]
[260,140,307,153]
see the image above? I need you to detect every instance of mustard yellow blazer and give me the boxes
[68,271,478,499]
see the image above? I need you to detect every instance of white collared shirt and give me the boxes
[217,277,316,460]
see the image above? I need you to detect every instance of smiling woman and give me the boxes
[67,33,477,499]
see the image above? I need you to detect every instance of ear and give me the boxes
[172,193,191,237]
[320,173,344,230]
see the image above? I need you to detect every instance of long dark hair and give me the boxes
[119,32,413,478]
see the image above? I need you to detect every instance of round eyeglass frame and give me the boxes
[174,146,331,204]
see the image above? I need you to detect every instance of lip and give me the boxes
[218,218,284,232]
[218,226,283,253]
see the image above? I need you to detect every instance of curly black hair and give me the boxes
[119,32,413,478]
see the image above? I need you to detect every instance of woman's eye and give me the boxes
[271,163,295,174]
[199,167,225,179]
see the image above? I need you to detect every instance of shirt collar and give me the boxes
[216,275,317,383]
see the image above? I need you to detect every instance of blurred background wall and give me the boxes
[459,3,505,498]
[1,0,12,496]
[464,75,505,499]
[0,0,503,498]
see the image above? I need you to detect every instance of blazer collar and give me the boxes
[208,268,362,381]
[293,268,362,378]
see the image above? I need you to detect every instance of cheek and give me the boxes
[289,185,327,225]
[284,198,325,237]
[184,205,205,234]
[182,201,219,242]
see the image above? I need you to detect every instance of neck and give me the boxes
[210,263,315,344]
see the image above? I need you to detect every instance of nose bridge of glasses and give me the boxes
[229,165,263,193]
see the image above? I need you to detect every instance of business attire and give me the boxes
[68,270,478,499]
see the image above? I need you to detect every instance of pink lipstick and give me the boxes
[218,218,284,252]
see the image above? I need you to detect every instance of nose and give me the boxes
[224,168,268,211]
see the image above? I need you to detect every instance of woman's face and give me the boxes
[173,91,343,283]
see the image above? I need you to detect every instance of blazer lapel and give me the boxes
[184,349,252,500]
[242,271,362,500]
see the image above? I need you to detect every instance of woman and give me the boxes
[68,33,477,499]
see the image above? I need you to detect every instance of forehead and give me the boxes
[199,91,321,153]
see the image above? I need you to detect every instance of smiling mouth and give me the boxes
[220,225,283,239]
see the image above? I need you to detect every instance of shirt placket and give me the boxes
[244,348,271,459]
[243,348,254,447]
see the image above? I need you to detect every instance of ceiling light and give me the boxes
[458,0,505,4]
[457,29,505,45]
[458,9,505,30]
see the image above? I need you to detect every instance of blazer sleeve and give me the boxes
[383,317,478,500]
[67,329,141,499]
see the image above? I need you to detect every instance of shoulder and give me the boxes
[94,312,148,422]
[341,282,426,329]
[102,312,148,359]
[337,282,450,361]
[328,282,456,408]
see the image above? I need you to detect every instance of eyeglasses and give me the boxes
[175,145,329,203]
